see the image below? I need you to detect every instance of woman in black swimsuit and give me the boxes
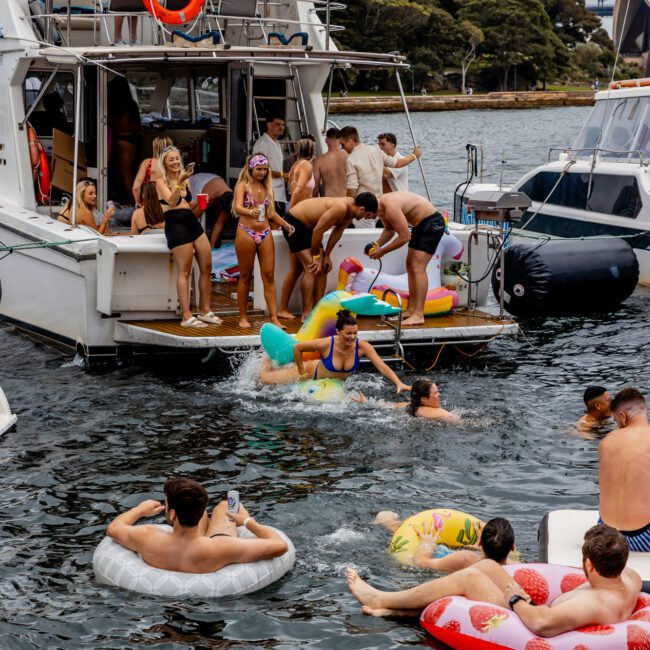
[155,146,222,329]
[129,182,164,234]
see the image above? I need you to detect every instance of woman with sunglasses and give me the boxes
[233,154,295,329]
[57,180,116,234]
[156,146,222,329]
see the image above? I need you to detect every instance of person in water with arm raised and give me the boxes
[107,477,288,573]
[259,310,410,393]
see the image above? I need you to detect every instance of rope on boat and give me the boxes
[0,237,99,260]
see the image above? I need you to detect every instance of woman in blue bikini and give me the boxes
[233,155,295,328]
[260,310,410,393]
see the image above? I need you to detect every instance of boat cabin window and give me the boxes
[24,71,75,142]
[572,97,650,161]
[519,171,642,218]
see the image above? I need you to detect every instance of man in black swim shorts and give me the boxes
[369,191,446,326]
[280,194,378,319]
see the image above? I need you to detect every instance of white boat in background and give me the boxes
[455,79,650,286]
[0,0,517,365]
[0,386,17,435]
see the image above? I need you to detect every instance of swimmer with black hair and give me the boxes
[259,309,411,393]
[576,385,612,435]
[392,378,460,422]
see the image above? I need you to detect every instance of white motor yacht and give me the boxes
[0,0,517,364]
[455,80,650,285]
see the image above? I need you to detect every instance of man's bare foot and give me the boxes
[347,568,384,610]
[239,318,252,328]
[374,511,401,533]
[301,313,309,323]
[271,319,288,330]
[389,311,412,322]
[278,310,296,320]
[401,315,425,327]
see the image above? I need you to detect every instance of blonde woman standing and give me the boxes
[57,180,116,234]
[279,137,316,320]
[233,154,295,329]
[132,135,173,206]
[156,146,222,329]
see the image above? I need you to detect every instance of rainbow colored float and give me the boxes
[421,563,650,649]
[336,231,465,316]
[260,290,400,366]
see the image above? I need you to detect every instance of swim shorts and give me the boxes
[282,211,313,254]
[598,516,650,551]
[409,212,445,255]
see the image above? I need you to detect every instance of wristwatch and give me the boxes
[509,594,526,610]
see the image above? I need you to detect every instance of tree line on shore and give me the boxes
[335,0,641,92]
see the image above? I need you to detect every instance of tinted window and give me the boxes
[518,171,641,218]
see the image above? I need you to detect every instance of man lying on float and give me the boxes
[106,477,287,572]
[348,524,640,638]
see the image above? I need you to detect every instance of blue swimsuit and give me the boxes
[598,516,650,551]
[314,336,360,379]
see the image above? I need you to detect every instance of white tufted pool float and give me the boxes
[93,524,295,597]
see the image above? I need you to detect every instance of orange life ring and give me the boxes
[27,125,50,205]
[142,0,205,25]
[27,123,40,174]
[609,78,650,89]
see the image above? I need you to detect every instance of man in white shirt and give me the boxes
[339,125,421,228]
[378,133,409,193]
[252,113,287,214]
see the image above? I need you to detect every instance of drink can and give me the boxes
[227,490,240,513]
[107,200,115,209]
[257,203,266,222]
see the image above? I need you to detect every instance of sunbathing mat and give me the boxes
[211,242,239,281]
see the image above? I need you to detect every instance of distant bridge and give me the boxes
[586,0,614,16]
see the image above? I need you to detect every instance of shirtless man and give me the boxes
[374,515,516,574]
[106,477,288,573]
[576,385,611,434]
[282,193,378,319]
[348,524,640,639]
[599,387,650,551]
[312,128,348,197]
[369,191,446,326]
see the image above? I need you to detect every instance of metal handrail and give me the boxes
[547,146,647,165]
[380,288,404,360]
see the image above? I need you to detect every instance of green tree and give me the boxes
[458,20,484,94]
[459,0,568,89]
[543,0,601,47]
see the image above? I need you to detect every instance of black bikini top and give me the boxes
[160,186,193,206]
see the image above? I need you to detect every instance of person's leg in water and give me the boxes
[402,248,432,327]
[205,500,238,538]
[257,232,286,329]
[347,558,510,617]
[279,254,303,319]
[235,225,257,328]
[259,357,320,384]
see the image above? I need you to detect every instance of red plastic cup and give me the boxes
[197,193,208,211]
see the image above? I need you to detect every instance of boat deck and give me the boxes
[114,282,518,351]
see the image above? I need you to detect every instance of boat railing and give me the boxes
[547,147,647,166]
[28,1,345,49]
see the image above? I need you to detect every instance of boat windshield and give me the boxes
[572,96,650,161]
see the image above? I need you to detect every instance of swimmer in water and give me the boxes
[575,385,611,436]
[393,378,460,422]
[374,514,518,573]
[259,309,410,393]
